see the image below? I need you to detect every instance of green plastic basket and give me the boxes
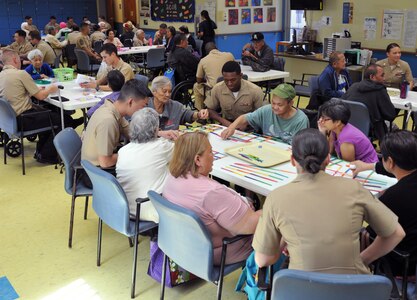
[53,68,74,82]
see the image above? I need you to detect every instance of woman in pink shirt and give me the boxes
[163,131,261,265]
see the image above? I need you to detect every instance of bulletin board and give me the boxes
[150,0,195,23]
[306,0,417,52]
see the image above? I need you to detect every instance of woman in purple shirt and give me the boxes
[317,99,378,163]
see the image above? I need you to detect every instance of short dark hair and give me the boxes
[222,61,241,74]
[72,25,80,31]
[179,25,189,34]
[364,64,382,80]
[80,22,90,30]
[173,33,186,46]
[318,99,351,125]
[107,70,125,92]
[292,128,329,174]
[67,16,73,21]
[329,51,343,65]
[100,43,118,56]
[28,31,41,41]
[50,16,57,20]
[386,43,400,53]
[25,16,32,20]
[15,30,26,38]
[380,130,417,171]
[205,42,217,53]
[93,24,100,31]
[168,26,176,36]
[119,79,148,102]
[159,23,167,29]
[106,29,115,38]
[46,26,56,34]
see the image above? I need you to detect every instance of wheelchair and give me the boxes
[1,130,37,157]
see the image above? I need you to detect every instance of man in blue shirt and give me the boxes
[221,83,309,144]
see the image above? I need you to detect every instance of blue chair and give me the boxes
[81,160,157,299]
[137,47,166,75]
[74,48,100,75]
[0,98,56,175]
[292,73,319,107]
[134,73,149,87]
[148,190,249,300]
[337,98,371,137]
[53,128,91,248]
[270,269,392,300]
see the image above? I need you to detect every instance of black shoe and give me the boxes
[34,152,59,164]
[72,117,85,129]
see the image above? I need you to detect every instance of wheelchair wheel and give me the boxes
[26,134,37,142]
[171,80,196,110]
[6,140,22,157]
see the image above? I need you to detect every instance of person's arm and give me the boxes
[350,160,376,177]
[378,90,397,121]
[319,70,343,99]
[339,142,356,162]
[192,109,209,121]
[228,209,262,236]
[221,114,249,139]
[255,46,274,67]
[98,154,118,168]
[158,130,179,140]
[255,252,282,268]
[360,224,405,266]
[207,108,232,127]
[32,84,58,100]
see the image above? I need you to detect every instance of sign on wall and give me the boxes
[151,0,195,22]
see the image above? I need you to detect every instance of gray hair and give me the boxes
[27,49,44,61]
[151,76,172,92]
[129,107,159,143]
[47,26,55,34]
[135,29,144,37]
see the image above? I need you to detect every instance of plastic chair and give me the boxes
[134,74,149,87]
[195,39,203,57]
[137,47,166,75]
[338,98,371,137]
[93,40,104,54]
[148,190,249,300]
[269,269,392,300]
[123,39,134,48]
[53,53,63,69]
[81,160,158,299]
[64,44,77,68]
[53,128,91,248]
[74,48,100,75]
[292,73,318,107]
[0,98,55,175]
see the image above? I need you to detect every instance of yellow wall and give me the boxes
[306,0,417,52]
[114,0,124,23]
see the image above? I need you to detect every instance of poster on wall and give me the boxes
[151,0,195,22]
[363,17,377,40]
[226,0,236,7]
[382,10,404,40]
[267,7,276,22]
[228,9,239,25]
[342,2,353,24]
[263,0,273,6]
[254,8,263,23]
[140,0,150,17]
[241,9,251,24]
[252,0,261,6]
[403,10,417,48]
[239,0,249,7]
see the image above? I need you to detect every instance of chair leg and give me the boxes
[160,254,167,300]
[97,218,103,267]
[21,134,25,175]
[130,233,139,299]
[3,134,6,165]
[296,95,301,108]
[83,196,89,220]
[128,237,134,247]
[68,195,76,248]
[217,242,228,300]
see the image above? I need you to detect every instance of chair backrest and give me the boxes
[186,45,193,53]
[309,76,319,92]
[195,39,203,56]
[338,98,371,136]
[148,190,215,281]
[134,74,149,87]
[53,53,62,69]
[146,48,166,69]
[53,128,82,194]
[65,44,77,61]
[81,160,132,236]
[123,39,133,47]
[0,98,18,136]
[74,49,91,72]
[271,269,392,300]
[93,40,104,54]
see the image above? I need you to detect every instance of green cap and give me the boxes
[270,83,296,100]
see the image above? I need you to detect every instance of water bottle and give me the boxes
[162,36,166,46]
[400,73,409,99]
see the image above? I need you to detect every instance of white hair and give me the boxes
[151,76,172,92]
[129,107,159,143]
[27,49,44,61]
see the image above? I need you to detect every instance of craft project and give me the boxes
[225,142,291,167]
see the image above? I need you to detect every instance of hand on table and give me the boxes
[40,74,48,79]
[349,160,375,178]
[242,50,252,57]
[158,130,179,141]
[197,109,209,119]
[80,81,96,89]
[221,127,235,140]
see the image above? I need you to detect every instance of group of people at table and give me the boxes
[0,16,416,294]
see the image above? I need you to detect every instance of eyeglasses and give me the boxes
[319,116,332,122]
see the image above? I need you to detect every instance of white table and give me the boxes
[388,88,417,128]
[117,45,160,56]
[240,65,290,82]
[184,124,397,197]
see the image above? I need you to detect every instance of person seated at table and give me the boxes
[2,30,33,60]
[81,79,151,169]
[75,22,101,64]
[241,32,274,72]
[377,43,414,90]
[87,70,125,118]
[167,33,200,82]
[221,83,308,144]
[165,26,176,54]
[341,64,396,141]
[104,29,123,48]
[24,49,55,80]
[133,29,149,47]
[44,16,60,33]
[153,23,167,46]
[0,50,79,163]
[28,31,56,66]
[120,22,135,46]
[45,26,68,58]
[317,99,378,163]
[205,61,264,128]
[193,42,234,110]
[163,131,262,265]
[148,76,209,133]
[353,131,417,280]
[117,107,174,222]
[67,25,80,45]
[98,16,112,31]
[253,128,405,273]
[90,24,106,44]
[178,25,197,52]
[80,43,134,91]
[23,16,38,33]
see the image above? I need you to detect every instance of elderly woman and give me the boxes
[377,43,414,89]
[104,29,123,48]
[253,128,405,273]
[133,29,149,47]
[25,49,55,80]
[163,131,261,265]
[317,99,378,163]
[116,107,173,222]
[148,76,209,132]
